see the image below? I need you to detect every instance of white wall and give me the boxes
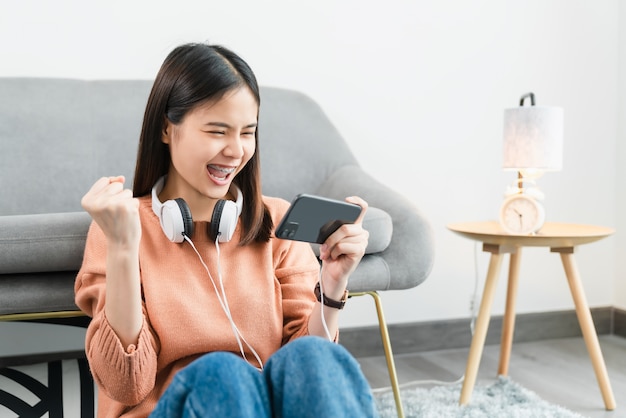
[617,1,626,311]
[1,0,621,328]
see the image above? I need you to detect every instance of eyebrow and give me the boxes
[205,122,257,129]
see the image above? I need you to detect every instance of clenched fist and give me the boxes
[81,176,141,248]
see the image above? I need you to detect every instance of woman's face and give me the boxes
[161,86,258,218]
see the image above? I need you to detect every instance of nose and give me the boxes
[223,135,244,159]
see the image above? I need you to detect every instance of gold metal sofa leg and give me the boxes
[351,291,404,418]
[0,310,86,322]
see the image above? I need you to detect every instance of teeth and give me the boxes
[207,165,236,181]
[208,165,236,174]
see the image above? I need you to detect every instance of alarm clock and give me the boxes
[499,193,545,235]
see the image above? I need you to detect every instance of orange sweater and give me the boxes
[75,195,321,417]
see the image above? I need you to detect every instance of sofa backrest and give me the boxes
[257,87,359,200]
[0,79,150,215]
[0,78,359,215]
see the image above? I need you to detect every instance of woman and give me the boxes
[75,43,379,417]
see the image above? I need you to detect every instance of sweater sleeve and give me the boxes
[75,221,160,406]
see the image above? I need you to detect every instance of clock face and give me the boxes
[499,194,545,235]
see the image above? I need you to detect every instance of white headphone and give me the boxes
[151,176,243,243]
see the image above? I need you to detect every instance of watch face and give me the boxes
[499,195,545,235]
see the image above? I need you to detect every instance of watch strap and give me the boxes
[314,282,348,310]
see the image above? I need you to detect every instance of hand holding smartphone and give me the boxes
[275,194,362,244]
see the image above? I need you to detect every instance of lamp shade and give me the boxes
[502,105,564,171]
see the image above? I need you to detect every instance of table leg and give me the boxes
[459,251,504,405]
[498,249,521,376]
[557,250,616,411]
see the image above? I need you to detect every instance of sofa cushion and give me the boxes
[0,272,80,316]
[0,212,91,274]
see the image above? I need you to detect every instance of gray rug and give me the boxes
[374,376,585,418]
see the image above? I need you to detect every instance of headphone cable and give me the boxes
[318,264,335,342]
[184,235,264,370]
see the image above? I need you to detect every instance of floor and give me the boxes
[357,334,626,418]
[2,324,625,417]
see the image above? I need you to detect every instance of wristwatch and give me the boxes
[314,282,348,310]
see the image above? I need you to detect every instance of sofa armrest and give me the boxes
[316,165,435,290]
[0,212,91,274]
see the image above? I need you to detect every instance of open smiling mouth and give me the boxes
[207,164,236,181]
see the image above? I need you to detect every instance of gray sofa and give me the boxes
[0,77,434,416]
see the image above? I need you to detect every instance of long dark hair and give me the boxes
[133,43,272,244]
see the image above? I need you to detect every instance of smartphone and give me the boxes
[275,194,362,244]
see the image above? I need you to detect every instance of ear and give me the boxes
[162,118,172,144]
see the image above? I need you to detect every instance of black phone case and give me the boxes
[275,194,361,244]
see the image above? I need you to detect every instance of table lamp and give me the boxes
[499,92,563,235]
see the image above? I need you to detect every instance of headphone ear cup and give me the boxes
[218,200,238,242]
[210,200,226,242]
[210,199,239,242]
[151,176,194,243]
[159,200,186,243]
[174,198,194,240]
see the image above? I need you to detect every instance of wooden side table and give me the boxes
[447,221,616,410]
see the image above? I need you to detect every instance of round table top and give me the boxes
[447,221,614,248]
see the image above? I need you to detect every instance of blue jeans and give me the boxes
[150,336,379,418]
